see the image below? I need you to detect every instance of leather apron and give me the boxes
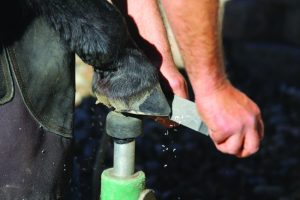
[0,17,75,200]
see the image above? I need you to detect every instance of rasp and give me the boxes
[170,95,209,136]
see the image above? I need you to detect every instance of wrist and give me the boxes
[189,67,229,98]
[184,48,227,98]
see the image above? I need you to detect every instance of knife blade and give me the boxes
[170,95,209,136]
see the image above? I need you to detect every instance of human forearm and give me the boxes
[127,0,173,68]
[161,0,227,97]
[161,0,264,157]
[126,0,188,98]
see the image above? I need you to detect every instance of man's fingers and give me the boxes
[169,75,189,99]
[212,118,262,157]
[173,87,189,99]
[160,66,189,99]
[239,129,261,158]
[210,130,228,144]
[214,132,244,155]
[239,118,263,157]
[209,124,237,145]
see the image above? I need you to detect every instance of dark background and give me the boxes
[69,0,300,199]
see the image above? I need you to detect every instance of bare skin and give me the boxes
[126,0,188,99]
[126,0,264,157]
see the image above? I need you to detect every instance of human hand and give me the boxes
[159,63,189,99]
[195,82,264,158]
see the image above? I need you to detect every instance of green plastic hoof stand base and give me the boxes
[100,168,145,200]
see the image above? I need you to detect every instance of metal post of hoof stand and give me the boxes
[100,111,156,200]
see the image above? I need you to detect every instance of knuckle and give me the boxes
[254,103,261,112]
[216,145,228,154]
[214,120,231,134]
[169,76,186,90]
[216,143,241,155]
[245,143,260,156]
[222,124,240,137]
[252,103,261,116]
[225,147,240,155]
[210,128,231,143]
[223,126,236,136]
[246,115,256,127]
[211,132,225,144]
[249,144,260,154]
